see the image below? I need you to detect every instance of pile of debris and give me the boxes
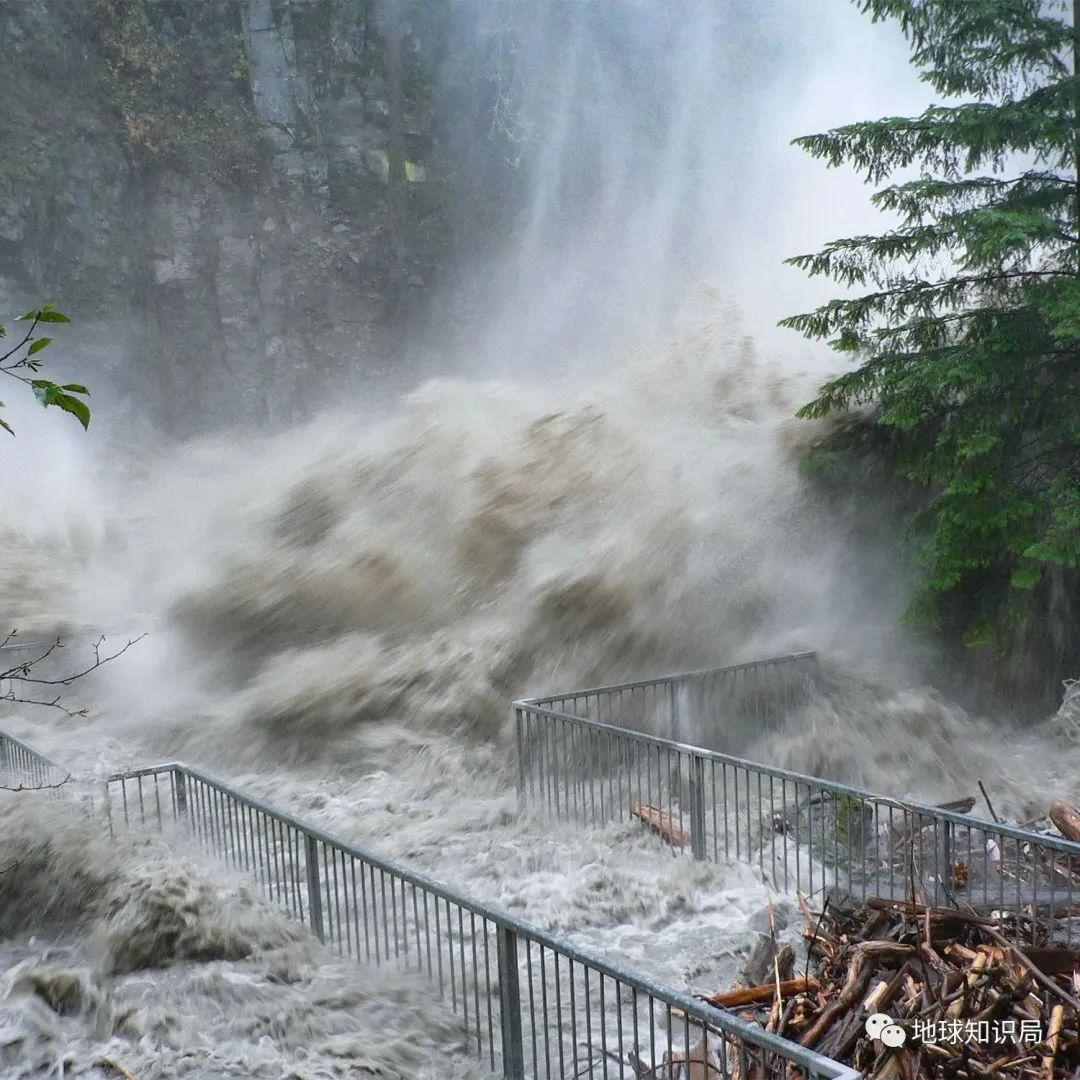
[697,897,1080,1079]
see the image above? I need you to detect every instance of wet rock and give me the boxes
[15,968,93,1016]
[101,869,305,975]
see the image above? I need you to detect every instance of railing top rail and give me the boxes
[514,700,1080,859]
[0,730,60,760]
[0,731,67,781]
[519,651,817,705]
[102,756,857,1077]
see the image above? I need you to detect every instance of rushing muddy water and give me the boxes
[4,321,1080,1078]
[1,1,1074,1072]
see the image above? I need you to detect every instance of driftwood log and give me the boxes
[1049,801,1080,844]
[689,897,1080,1079]
[630,802,689,847]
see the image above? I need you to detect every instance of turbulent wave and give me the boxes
[5,309,918,765]
[0,794,497,1079]
[3,308,1075,1079]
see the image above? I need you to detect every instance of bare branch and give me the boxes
[0,689,88,717]
[1,633,146,686]
[0,635,66,680]
[0,773,71,793]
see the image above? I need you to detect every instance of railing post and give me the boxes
[670,681,681,744]
[174,770,188,823]
[515,707,526,811]
[690,755,707,861]
[497,926,525,1080]
[0,734,9,777]
[941,820,952,906]
[104,781,114,840]
[305,834,325,943]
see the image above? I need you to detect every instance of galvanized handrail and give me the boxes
[514,654,1080,944]
[0,728,860,1080]
[517,703,1080,858]
[522,652,819,706]
[0,729,68,789]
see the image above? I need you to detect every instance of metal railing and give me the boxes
[0,730,68,790]
[99,759,859,1080]
[515,655,1080,945]
[529,652,820,751]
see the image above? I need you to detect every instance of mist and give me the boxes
[4,4,1071,1078]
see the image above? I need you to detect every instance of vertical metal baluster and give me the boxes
[539,947,550,1080]
[353,858,363,961]
[458,906,468,1033]
[378,870,389,959]
[434,891,443,992]
[483,919,495,1071]
[423,889,432,976]
[600,973,609,1080]
[682,1006,691,1080]
[358,859,371,963]
[616,982,625,1080]
[370,865,382,966]
[997,831,1005,911]
[569,959,579,1080]
[472,912,482,1055]
[246,803,258,885]
[757,772,764,875]
[666,1005,674,1076]
[331,847,343,955]
[745,769,753,871]
[676,750,685,846]
[447,899,457,1011]
[648,995,656,1080]
[781,779,790,890]
[292,826,304,917]
[527,940,538,1078]
[412,885,421,971]
[584,967,592,1080]
[733,767,741,859]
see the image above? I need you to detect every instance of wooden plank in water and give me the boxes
[631,801,689,847]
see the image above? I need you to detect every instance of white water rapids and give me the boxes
[4,317,1080,1079]
[3,2,1079,1076]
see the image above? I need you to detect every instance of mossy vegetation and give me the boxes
[94,0,262,185]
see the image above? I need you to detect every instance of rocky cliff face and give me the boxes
[0,0,450,437]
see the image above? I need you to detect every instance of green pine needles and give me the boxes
[783,0,1080,653]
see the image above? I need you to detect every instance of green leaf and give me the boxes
[18,306,70,324]
[60,383,89,395]
[28,337,52,356]
[53,392,90,430]
[0,415,13,437]
[1009,563,1042,590]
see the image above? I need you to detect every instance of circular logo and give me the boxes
[865,1012,907,1047]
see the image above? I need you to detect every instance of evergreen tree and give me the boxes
[782,0,1080,658]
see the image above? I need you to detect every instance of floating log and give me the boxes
[630,801,689,847]
[701,977,819,1009]
[1049,800,1080,844]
